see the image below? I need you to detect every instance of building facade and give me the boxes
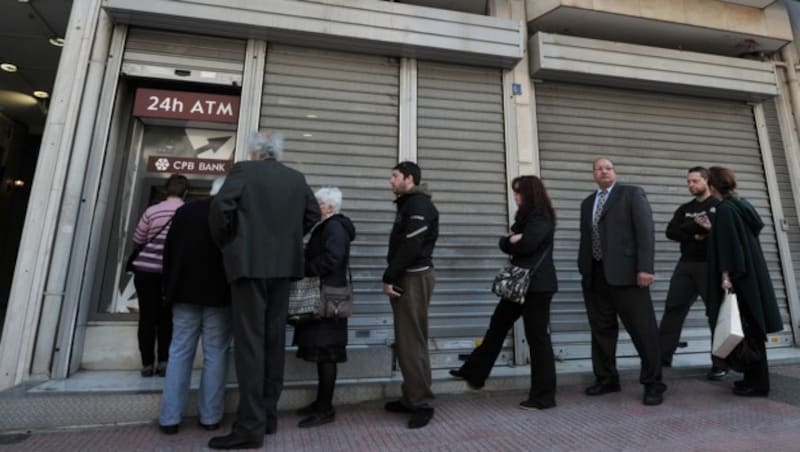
[2,0,800,391]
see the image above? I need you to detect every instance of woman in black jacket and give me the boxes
[293,187,356,427]
[450,175,558,410]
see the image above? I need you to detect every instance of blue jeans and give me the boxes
[159,303,232,426]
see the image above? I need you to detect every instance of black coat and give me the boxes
[208,159,320,282]
[163,198,230,307]
[305,214,356,286]
[499,210,558,293]
[706,197,782,335]
[293,213,355,363]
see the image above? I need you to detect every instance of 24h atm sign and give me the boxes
[133,88,239,123]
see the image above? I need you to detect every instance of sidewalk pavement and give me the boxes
[2,363,800,451]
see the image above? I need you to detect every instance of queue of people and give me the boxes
[127,134,781,448]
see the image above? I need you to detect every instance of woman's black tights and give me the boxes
[316,362,338,410]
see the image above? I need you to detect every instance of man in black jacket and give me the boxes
[657,167,727,380]
[159,177,231,435]
[382,161,439,429]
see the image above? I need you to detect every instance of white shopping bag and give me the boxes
[712,291,744,358]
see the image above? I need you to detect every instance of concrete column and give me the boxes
[399,58,418,163]
[0,0,104,389]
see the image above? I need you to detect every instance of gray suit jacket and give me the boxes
[578,184,655,287]
[209,159,320,283]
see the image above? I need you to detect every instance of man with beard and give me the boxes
[658,167,727,381]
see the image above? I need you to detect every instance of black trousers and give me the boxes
[739,300,770,393]
[230,278,290,438]
[658,261,710,364]
[583,260,662,386]
[459,292,556,404]
[133,271,172,367]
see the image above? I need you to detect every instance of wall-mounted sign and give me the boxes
[133,88,240,123]
[147,156,231,175]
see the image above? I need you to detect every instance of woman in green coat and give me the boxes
[699,166,782,397]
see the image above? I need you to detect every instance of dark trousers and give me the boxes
[134,271,172,367]
[739,301,770,393]
[459,293,556,403]
[390,268,435,408]
[230,278,290,437]
[658,261,710,364]
[583,260,662,386]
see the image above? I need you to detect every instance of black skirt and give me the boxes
[293,317,348,363]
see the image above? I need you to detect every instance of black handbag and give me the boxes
[491,244,551,304]
[125,219,172,273]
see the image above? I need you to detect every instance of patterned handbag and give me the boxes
[491,265,533,304]
[491,245,551,304]
[288,276,321,322]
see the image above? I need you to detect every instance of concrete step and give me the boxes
[2,349,799,432]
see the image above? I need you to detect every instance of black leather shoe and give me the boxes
[733,386,768,397]
[199,422,220,431]
[140,365,154,377]
[519,399,556,410]
[298,409,335,428]
[584,382,621,396]
[384,400,415,414]
[449,369,465,379]
[407,407,434,429]
[265,417,277,435]
[208,432,263,450]
[643,385,664,406]
[156,361,168,377]
[733,379,748,389]
[296,401,319,417]
[159,424,179,435]
[706,366,729,381]
[448,369,484,389]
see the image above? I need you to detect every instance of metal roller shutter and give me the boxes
[260,45,400,350]
[122,28,245,85]
[763,100,800,330]
[416,61,509,369]
[535,81,793,361]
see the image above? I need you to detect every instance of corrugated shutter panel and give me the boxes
[122,28,245,85]
[260,45,400,348]
[416,61,509,369]
[763,100,800,329]
[535,81,793,361]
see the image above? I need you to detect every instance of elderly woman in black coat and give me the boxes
[293,187,356,428]
[700,166,782,397]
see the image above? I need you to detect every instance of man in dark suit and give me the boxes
[207,132,320,449]
[578,157,665,406]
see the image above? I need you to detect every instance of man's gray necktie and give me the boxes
[591,189,608,261]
